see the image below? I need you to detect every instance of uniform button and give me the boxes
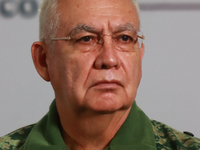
[183,131,194,137]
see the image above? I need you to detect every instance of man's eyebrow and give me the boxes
[114,23,138,32]
[69,24,96,36]
[68,23,137,36]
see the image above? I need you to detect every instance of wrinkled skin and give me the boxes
[46,0,144,114]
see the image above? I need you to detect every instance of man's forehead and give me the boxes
[57,0,139,32]
[58,0,137,17]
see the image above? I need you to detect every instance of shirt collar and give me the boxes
[106,101,156,150]
[23,100,156,150]
[22,100,67,150]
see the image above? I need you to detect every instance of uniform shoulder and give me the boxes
[151,120,200,150]
[0,124,35,150]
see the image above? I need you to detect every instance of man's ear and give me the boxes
[31,42,50,81]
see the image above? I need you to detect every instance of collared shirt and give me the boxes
[0,100,200,150]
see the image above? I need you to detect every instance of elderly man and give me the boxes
[1,0,200,149]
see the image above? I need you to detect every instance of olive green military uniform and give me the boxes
[1,100,200,150]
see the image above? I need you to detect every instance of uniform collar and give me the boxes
[23,100,156,150]
[22,100,67,150]
[106,101,156,150]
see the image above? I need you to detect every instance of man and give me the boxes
[0,0,200,149]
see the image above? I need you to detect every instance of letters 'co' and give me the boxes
[0,0,38,18]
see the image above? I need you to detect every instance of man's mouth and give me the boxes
[90,80,123,89]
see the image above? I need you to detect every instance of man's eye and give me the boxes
[121,35,131,41]
[118,35,134,43]
[78,36,93,42]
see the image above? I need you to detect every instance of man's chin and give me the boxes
[84,94,132,114]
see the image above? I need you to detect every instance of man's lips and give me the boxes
[90,80,123,89]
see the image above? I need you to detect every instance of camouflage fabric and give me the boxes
[0,124,34,150]
[0,121,199,150]
[152,120,200,150]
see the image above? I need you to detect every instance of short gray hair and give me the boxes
[131,0,140,19]
[39,0,140,49]
[39,0,60,49]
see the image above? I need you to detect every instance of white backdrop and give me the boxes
[0,0,200,138]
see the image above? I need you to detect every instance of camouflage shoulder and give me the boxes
[0,124,35,150]
[151,120,200,150]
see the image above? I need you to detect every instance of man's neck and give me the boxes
[58,107,131,150]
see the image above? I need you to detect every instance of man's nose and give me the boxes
[94,37,121,69]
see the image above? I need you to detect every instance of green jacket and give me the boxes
[1,100,200,150]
